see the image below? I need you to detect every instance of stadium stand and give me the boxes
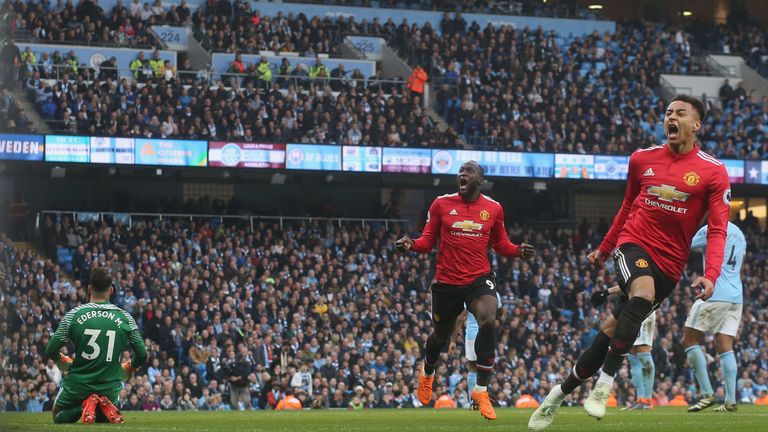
[2,2,766,154]
[0,212,765,411]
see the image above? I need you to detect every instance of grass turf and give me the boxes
[1,406,767,431]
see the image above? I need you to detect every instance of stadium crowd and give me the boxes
[4,5,765,156]
[1,0,187,48]
[0,211,766,412]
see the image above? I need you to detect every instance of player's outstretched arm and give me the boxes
[490,206,533,258]
[403,199,442,253]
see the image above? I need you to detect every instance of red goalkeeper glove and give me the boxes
[58,354,73,372]
[121,361,138,380]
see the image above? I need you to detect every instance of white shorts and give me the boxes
[634,311,656,347]
[685,299,743,337]
[465,337,477,362]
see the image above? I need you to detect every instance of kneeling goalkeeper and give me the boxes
[46,267,147,423]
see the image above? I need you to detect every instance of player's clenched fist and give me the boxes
[587,249,607,267]
[395,236,413,251]
[518,243,535,259]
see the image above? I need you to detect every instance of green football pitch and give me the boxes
[1,406,767,431]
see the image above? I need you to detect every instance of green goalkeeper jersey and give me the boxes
[45,302,147,393]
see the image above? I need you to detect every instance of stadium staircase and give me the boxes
[13,87,51,134]
[12,241,36,253]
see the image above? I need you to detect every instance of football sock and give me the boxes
[603,297,653,376]
[474,327,495,387]
[597,370,614,386]
[638,352,655,400]
[54,407,83,424]
[685,345,713,396]
[467,371,477,400]
[720,351,737,404]
[627,354,645,400]
[561,331,611,394]
[423,359,436,376]
[424,331,448,375]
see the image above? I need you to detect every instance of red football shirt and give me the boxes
[411,193,521,285]
[598,144,731,284]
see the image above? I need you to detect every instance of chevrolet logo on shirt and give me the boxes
[647,185,690,202]
[451,220,484,232]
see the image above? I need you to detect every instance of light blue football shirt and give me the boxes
[691,222,745,304]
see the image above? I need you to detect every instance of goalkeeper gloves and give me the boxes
[121,361,138,381]
[590,289,610,307]
[58,354,73,372]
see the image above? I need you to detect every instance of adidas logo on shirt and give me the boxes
[449,209,458,215]
[644,168,655,177]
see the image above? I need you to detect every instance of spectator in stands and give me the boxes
[0,38,20,86]
[257,56,272,91]
[309,57,329,82]
[407,65,428,96]
[329,63,348,92]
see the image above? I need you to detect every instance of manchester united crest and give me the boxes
[683,171,700,187]
[635,258,649,268]
[480,210,490,221]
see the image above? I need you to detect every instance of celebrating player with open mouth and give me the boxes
[396,160,534,420]
[529,94,731,430]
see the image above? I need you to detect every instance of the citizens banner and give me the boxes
[135,139,207,166]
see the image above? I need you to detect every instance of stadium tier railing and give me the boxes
[281,0,608,20]
[36,210,410,231]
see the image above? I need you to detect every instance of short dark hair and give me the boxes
[464,160,485,178]
[89,267,113,292]
[670,94,706,121]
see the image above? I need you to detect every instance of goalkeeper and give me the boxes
[45,267,147,424]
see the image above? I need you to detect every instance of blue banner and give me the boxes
[45,135,89,163]
[594,155,629,180]
[722,159,744,184]
[286,144,342,171]
[90,137,135,164]
[135,139,207,166]
[745,161,768,185]
[343,146,382,172]
[0,134,44,161]
[382,148,431,173]
[555,154,595,179]
[431,150,553,178]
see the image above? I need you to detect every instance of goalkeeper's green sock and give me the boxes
[54,407,83,424]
